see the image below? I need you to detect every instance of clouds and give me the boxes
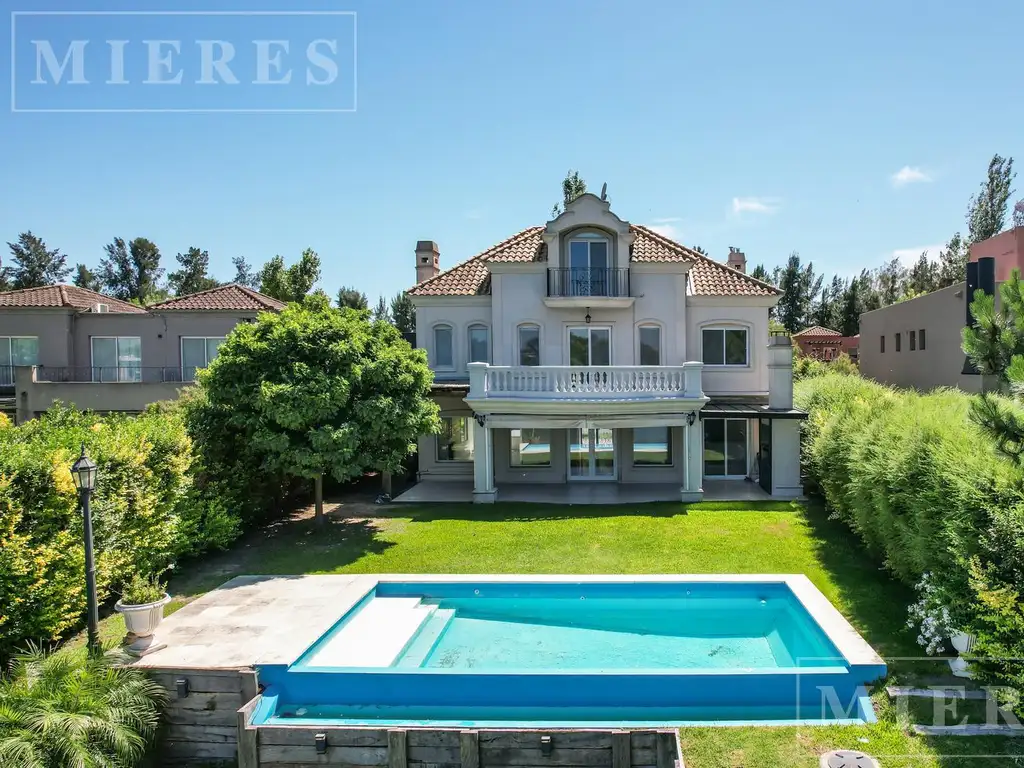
[647,217,682,239]
[891,166,932,188]
[892,244,943,266]
[732,197,780,215]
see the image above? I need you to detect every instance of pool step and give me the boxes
[397,608,456,668]
[303,598,436,668]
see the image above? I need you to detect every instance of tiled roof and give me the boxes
[148,284,286,311]
[0,284,147,313]
[408,224,779,298]
[794,325,842,337]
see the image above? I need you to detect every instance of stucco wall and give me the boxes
[0,309,75,367]
[14,366,186,421]
[618,427,685,484]
[970,226,1024,283]
[413,300,491,380]
[859,282,986,392]
[686,301,771,396]
[493,427,568,484]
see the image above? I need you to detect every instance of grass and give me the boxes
[79,498,1024,767]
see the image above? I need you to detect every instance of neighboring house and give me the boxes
[859,256,998,392]
[792,326,859,362]
[406,193,805,503]
[0,283,284,421]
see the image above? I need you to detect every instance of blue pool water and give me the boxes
[253,580,886,727]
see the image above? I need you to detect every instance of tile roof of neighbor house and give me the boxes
[0,284,147,313]
[794,325,842,337]
[407,224,780,298]
[147,284,287,311]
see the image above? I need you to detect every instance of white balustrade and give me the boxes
[469,364,703,400]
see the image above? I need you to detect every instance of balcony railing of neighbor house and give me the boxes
[0,366,13,388]
[33,366,196,384]
[470,363,704,400]
[547,268,630,298]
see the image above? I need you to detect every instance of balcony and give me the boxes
[466,362,706,416]
[34,366,192,383]
[545,268,634,308]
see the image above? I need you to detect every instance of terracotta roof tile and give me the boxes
[0,284,147,313]
[794,325,842,337]
[148,284,286,311]
[408,223,779,298]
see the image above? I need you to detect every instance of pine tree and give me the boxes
[908,252,940,295]
[6,231,70,289]
[72,264,101,292]
[967,154,1016,245]
[337,285,368,310]
[390,291,416,336]
[812,276,845,330]
[937,232,969,288]
[168,247,219,296]
[232,256,260,289]
[98,237,164,303]
[838,278,862,337]
[875,257,909,306]
[775,252,822,333]
[372,295,390,323]
[750,264,772,284]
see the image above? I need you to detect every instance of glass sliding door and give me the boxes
[91,337,142,382]
[703,418,749,478]
[568,428,616,480]
[0,337,38,386]
[568,327,611,366]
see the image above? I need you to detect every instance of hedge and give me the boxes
[0,405,240,661]
[795,375,1024,703]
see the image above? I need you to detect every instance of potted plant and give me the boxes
[906,572,975,678]
[115,573,171,657]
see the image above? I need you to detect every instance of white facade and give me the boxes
[409,195,803,503]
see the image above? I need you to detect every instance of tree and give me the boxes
[937,231,970,288]
[967,154,1016,245]
[390,291,416,336]
[72,263,102,292]
[551,169,587,217]
[812,275,846,330]
[908,252,940,295]
[838,277,862,337]
[750,264,772,285]
[692,245,709,256]
[168,246,219,296]
[232,256,260,289]
[875,257,909,306]
[188,294,440,526]
[0,645,166,767]
[775,252,822,333]
[5,231,70,289]
[259,248,321,303]
[99,237,164,303]
[337,285,368,310]
[372,295,390,324]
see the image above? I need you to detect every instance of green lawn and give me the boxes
[84,499,1023,767]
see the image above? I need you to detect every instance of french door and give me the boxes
[569,428,616,480]
[703,418,749,478]
[568,327,611,365]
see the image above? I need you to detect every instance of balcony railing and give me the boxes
[468,363,703,400]
[0,366,12,388]
[547,268,630,298]
[33,367,193,384]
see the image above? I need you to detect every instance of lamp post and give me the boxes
[71,444,99,656]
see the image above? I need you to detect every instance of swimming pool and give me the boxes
[252,576,886,728]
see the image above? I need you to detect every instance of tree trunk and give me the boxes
[314,474,324,527]
[382,471,392,496]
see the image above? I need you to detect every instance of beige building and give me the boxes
[0,283,285,422]
[859,256,997,392]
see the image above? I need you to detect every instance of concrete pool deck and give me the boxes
[129,574,882,673]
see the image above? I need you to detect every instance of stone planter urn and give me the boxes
[948,630,976,678]
[115,594,171,657]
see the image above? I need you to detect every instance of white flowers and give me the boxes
[907,572,954,656]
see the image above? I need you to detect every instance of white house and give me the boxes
[406,194,804,503]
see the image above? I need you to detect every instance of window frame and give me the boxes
[880,335,885,353]
[509,427,552,468]
[467,323,490,364]
[517,323,541,367]
[567,231,612,271]
[567,325,612,366]
[895,332,901,352]
[436,415,473,462]
[909,330,916,351]
[180,336,226,381]
[632,426,673,467]
[700,325,749,367]
[432,323,455,370]
[90,336,142,382]
[637,323,662,366]
[919,328,926,351]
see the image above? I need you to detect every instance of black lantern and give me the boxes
[71,444,100,655]
[71,445,98,491]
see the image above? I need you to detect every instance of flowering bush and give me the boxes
[906,573,955,655]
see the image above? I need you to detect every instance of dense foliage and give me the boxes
[0,645,165,767]
[792,351,858,382]
[795,375,1024,708]
[0,405,235,661]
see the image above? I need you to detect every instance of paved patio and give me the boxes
[392,479,776,504]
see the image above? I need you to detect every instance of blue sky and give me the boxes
[2,0,1023,303]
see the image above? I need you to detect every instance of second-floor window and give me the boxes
[702,327,747,366]
[518,324,540,366]
[638,325,661,365]
[568,232,610,296]
[0,336,38,386]
[182,337,225,381]
[468,324,489,363]
[569,326,611,366]
[433,325,454,369]
[91,336,141,382]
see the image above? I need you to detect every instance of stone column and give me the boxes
[472,417,496,503]
[681,418,704,503]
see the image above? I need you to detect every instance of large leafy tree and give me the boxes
[337,285,368,310]
[231,256,261,289]
[99,237,164,303]
[875,256,909,306]
[189,294,439,526]
[0,646,165,768]
[908,251,939,295]
[5,232,70,289]
[72,263,102,292]
[168,246,219,296]
[259,248,321,303]
[968,154,1016,245]
[390,291,416,336]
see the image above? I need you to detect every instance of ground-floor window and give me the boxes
[703,418,748,477]
[510,428,551,467]
[633,426,671,466]
[437,416,474,461]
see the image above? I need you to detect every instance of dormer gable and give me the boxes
[543,193,635,270]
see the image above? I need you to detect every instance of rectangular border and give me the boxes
[10,10,358,113]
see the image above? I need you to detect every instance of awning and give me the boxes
[700,402,808,420]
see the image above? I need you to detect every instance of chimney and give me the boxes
[415,241,440,284]
[727,247,746,274]
[767,333,793,410]
[962,256,995,375]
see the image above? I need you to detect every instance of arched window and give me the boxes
[518,324,540,366]
[468,324,489,363]
[433,324,454,369]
